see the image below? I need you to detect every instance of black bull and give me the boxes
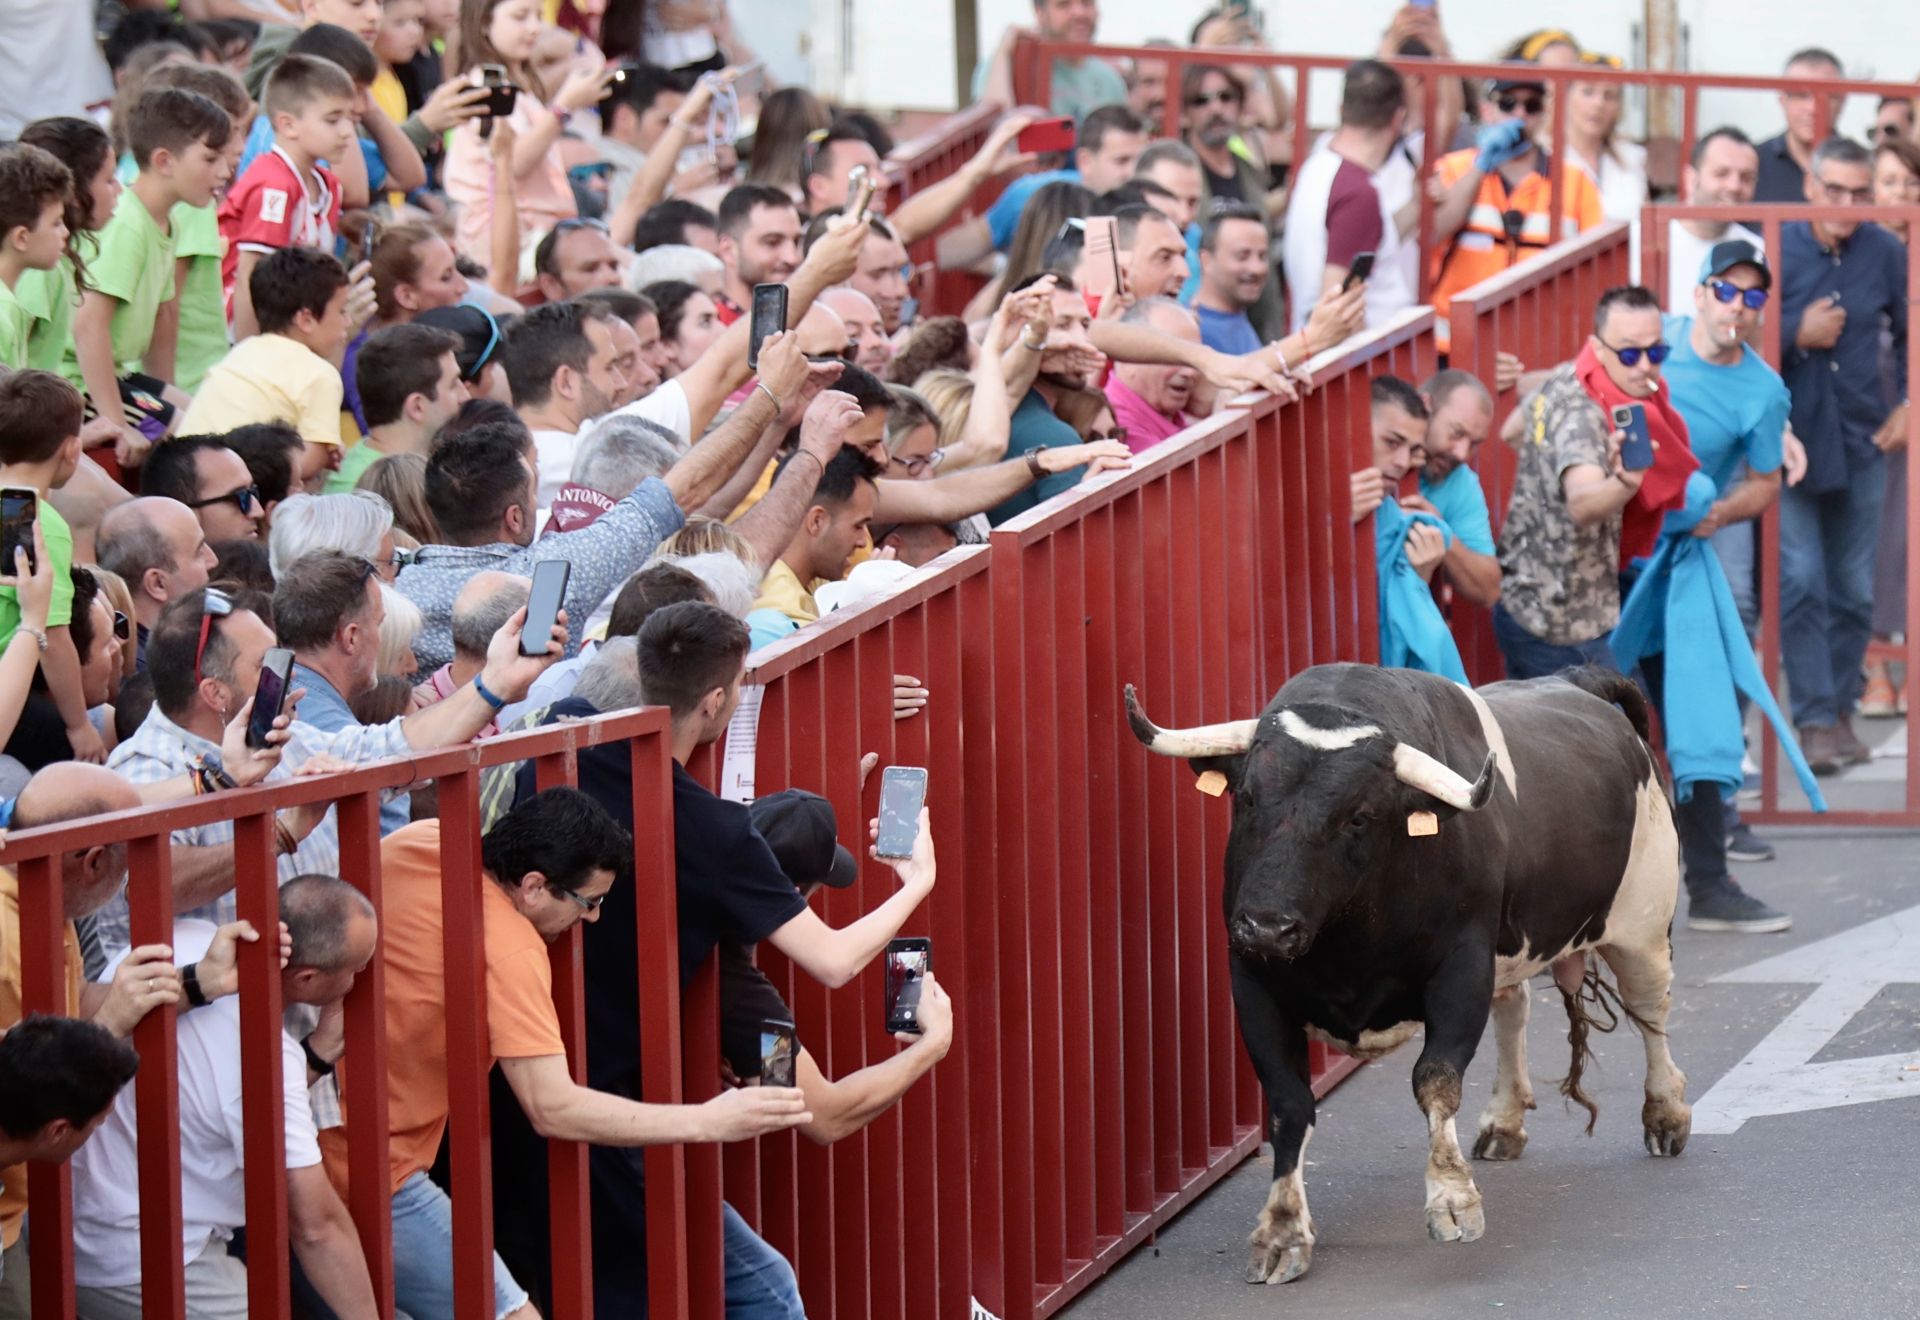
[1125,664,1692,1285]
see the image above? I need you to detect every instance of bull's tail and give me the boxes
[1555,956,1664,1136]
[1556,666,1671,798]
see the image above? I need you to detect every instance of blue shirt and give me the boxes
[986,169,1078,251]
[1778,221,1908,493]
[291,662,410,836]
[1660,314,1788,493]
[1417,463,1496,555]
[1195,305,1262,356]
[989,390,1084,525]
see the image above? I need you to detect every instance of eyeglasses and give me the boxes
[384,545,415,573]
[1818,179,1875,204]
[888,453,935,477]
[1495,92,1546,116]
[1187,88,1241,109]
[1705,278,1769,309]
[185,484,261,516]
[1597,338,1671,367]
[193,588,234,686]
[111,610,130,642]
[549,883,606,913]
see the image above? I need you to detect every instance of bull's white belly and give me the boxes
[1307,1020,1421,1060]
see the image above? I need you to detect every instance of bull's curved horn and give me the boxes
[1123,684,1259,758]
[1391,744,1498,812]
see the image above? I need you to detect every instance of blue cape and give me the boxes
[1375,499,1469,682]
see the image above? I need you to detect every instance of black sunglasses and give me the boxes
[1597,338,1671,367]
[1496,92,1546,116]
[185,484,261,516]
[1705,278,1769,310]
[1187,88,1242,109]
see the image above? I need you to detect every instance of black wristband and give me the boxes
[182,961,210,1009]
[301,1036,337,1078]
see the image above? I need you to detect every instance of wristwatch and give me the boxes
[301,1035,338,1078]
[1025,449,1047,480]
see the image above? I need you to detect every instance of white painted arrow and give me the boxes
[1689,904,1920,1136]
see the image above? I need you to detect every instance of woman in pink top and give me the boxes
[443,0,618,268]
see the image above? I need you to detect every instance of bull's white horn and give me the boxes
[1123,684,1259,758]
[1391,743,1498,812]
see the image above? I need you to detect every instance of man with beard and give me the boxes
[1665,128,1764,311]
[1182,64,1287,339]
[501,301,633,508]
[1192,206,1369,367]
[1401,370,1500,608]
[1105,299,1202,453]
[990,276,1107,525]
[712,184,803,325]
[819,287,893,374]
[976,0,1129,122]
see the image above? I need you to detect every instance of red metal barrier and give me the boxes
[0,710,712,1320]
[883,101,1009,319]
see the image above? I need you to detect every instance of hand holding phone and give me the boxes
[521,560,571,657]
[748,282,789,370]
[873,766,927,859]
[0,488,39,578]
[1017,116,1075,155]
[883,937,931,1035]
[847,165,877,221]
[247,647,296,750]
[1612,403,1655,472]
[1341,251,1376,293]
[759,1020,797,1087]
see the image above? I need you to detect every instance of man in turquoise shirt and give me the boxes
[1403,370,1501,609]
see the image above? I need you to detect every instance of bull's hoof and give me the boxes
[1643,1099,1691,1158]
[1471,1124,1528,1161]
[1425,1197,1485,1244]
[1245,1238,1312,1285]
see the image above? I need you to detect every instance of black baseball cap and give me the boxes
[413,304,505,383]
[749,789,859,889]
[1699,238,1772,290]
[1490,76,1547,94]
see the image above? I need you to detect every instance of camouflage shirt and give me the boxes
[1496,364,1620,645]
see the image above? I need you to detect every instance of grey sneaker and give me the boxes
[1687,882,1792,934]
[1725,823,1776,863]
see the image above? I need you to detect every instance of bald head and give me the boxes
[818,287,890,373]
[1115,297,1201,417]
[794,303,849,358]
[96,497,216,628]
[13,763,142,831]
[450,571,531,663]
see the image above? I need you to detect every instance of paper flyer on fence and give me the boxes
[719,683,766,803]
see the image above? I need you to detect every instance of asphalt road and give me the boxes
[1062,820,1920,1320]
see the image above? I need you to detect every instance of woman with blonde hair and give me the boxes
[86,566,139,687]
[358,453,439,545]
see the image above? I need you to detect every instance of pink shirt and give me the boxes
[444,93,577,266]
[1104,374,1193,455]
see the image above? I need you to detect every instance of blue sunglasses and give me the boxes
[1598,339,1671,367]
[1705,278,1769,310]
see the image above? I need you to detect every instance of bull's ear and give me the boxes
[1187,754,1246,797]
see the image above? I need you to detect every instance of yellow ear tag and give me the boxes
[1406,811,1439,837]
[1195,770,1229,797]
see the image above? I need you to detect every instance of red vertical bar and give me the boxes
[1053,520,1096,1269]
[1219,420,1264,1134]
[130,831,187,1320]
[18,852,76,1320]
[437,770,497,1320]
[335,790,394,1316]
[1548,75,1567,240]
[1167,464,1211,1176]
[1418,74,1440,300]
[1679,86,1699,177]
[1023,537,1067,1291]
[234,812,289,1320]
[847,629,892,1320]
[1194,446,1236,1155]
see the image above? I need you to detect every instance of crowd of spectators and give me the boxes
[0,0,1912,1314]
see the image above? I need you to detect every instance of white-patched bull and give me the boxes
[1125,663,1690,1285]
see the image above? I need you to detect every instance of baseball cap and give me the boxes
[414,304,505,383]
[1490,76,1547,94]
[1699,238,1772,290]
[749,789,860,889]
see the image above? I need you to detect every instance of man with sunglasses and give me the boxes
[138,435,267,543]
[1778,135,1910,773]
[1429,75,1604,354]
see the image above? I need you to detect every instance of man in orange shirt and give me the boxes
[320,787,809,1320]
[1429,75,1606,352]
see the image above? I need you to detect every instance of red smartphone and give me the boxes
[1017,116,1076,154]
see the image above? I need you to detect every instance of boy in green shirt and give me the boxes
[67,88,233,473]
[0,372,100,762]
[0,145,74,372]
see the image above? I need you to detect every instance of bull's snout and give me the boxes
[1230,909,1310,960]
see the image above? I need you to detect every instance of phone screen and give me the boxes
[760,1020,797,1087]
[521,559,571,657]
[874,765,927,859]
[1613,404,1655,471]
[248,647,295,749]
[748,283,788,370]
[0,489,37,576]
[884,938,931,1034]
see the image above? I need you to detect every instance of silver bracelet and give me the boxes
[755,380,786,410]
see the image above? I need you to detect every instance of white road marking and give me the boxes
[1689,903,1920,1135]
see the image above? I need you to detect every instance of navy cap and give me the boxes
[749,789,859,889]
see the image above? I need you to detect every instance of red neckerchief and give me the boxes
[1573,341,1698,566]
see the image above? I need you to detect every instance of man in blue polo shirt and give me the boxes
[982,105,1149,252]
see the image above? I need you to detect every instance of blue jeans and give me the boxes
[724,1202,804,1318]
[1779,456,1886,726]
[1710,516,1760,636]
[390,1170,530,1320]
[1492,603,1616,680]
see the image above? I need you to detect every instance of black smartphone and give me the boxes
[477,63,519,118]
[1342,251,1376,293]
[247,646,295,749]
[1612,403,1655,471]
[874,765,927,859]
[601,62,632,102]
[759,1019,797,1087]
[883,936,931,1035]
[747,282,788,371]
[359,222,376,271]
[521,559,571,657]
[0,487,37,576]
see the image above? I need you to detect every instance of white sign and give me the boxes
[970,1300,1002,1320]
[1690,904,1920,1135]
[718,684,765,804]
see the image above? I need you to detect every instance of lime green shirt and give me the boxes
[61,188,175,387]
[171,201,228,394]
[324,437,386,494]
[0,281,28,372]
[0,501,74,652]
[15,256,77,375]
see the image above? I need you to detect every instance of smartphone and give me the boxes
[884,937,931,1035]
[247,647,295,750]
[847,164,877,222]
[759,1019,797,1087]
[358,222,377,271]
[1342,251,1376,293]
[477,63,519,119]
[874,765,928,859]
[0,488,36,577]
[1612,403,1655,471]
[601,62,632,101]
[1017,116,1076,155]
[1082,215,1120,300]
[521,559,571,657]
[747,282,788,371]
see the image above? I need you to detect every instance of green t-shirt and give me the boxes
[0,500,75,652]
[15,256,77,375]
[171,201,229,394]
[324,437,385,495]
[62,188,175,387]
[0,280,28,372]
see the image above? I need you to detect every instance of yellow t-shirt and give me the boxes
[0,866,83,1249]
[751,558,822,625]
[178,332,346,451]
